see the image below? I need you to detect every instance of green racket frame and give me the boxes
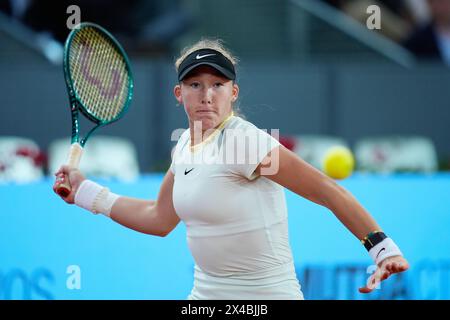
[63,22,134,147]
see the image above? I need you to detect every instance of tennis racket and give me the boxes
[55,22,133,197]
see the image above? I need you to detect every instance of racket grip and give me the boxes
[56,143,83,197]
[56,178,71,198]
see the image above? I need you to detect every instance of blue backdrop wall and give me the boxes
[1,174,449,300]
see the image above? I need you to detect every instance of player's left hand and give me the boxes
[359,255,409,294]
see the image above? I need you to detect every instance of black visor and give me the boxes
[178,49,236,81]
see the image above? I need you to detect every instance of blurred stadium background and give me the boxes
[0,0,449,300]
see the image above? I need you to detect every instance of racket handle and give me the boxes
[56,143,83,197]
[56,178,71,198]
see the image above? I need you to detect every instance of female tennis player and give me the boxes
[54,39,409,299]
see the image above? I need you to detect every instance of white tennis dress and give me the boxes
[170,114,304,300]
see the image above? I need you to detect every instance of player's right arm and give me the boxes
[110,171,180,236]
[53,167,180,237]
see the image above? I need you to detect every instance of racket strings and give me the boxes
[69,27,130,122]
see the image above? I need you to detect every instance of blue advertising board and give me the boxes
[1,174,449,299]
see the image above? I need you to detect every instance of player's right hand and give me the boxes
[359,255,409,294]
[53,166,86,204]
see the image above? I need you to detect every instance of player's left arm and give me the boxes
[256,145,409,293]
[256,145,379,240]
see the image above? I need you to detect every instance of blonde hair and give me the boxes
[175,38,238,73]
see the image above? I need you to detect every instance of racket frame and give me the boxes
[63,22,134,147]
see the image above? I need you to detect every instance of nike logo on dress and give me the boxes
[376,248,386,259]
[184,168,194,175]
[196,53,216,59]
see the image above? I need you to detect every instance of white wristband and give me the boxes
[74,180,120,217]
[369,237,403,265]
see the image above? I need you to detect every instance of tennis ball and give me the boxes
[322,146,355,180]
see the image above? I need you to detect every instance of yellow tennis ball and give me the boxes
[322,146,355,180]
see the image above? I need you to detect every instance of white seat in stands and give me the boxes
[291,134,350,170]
[354,136,438,173]
[0,136,44,183]
[48,136,140,181]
